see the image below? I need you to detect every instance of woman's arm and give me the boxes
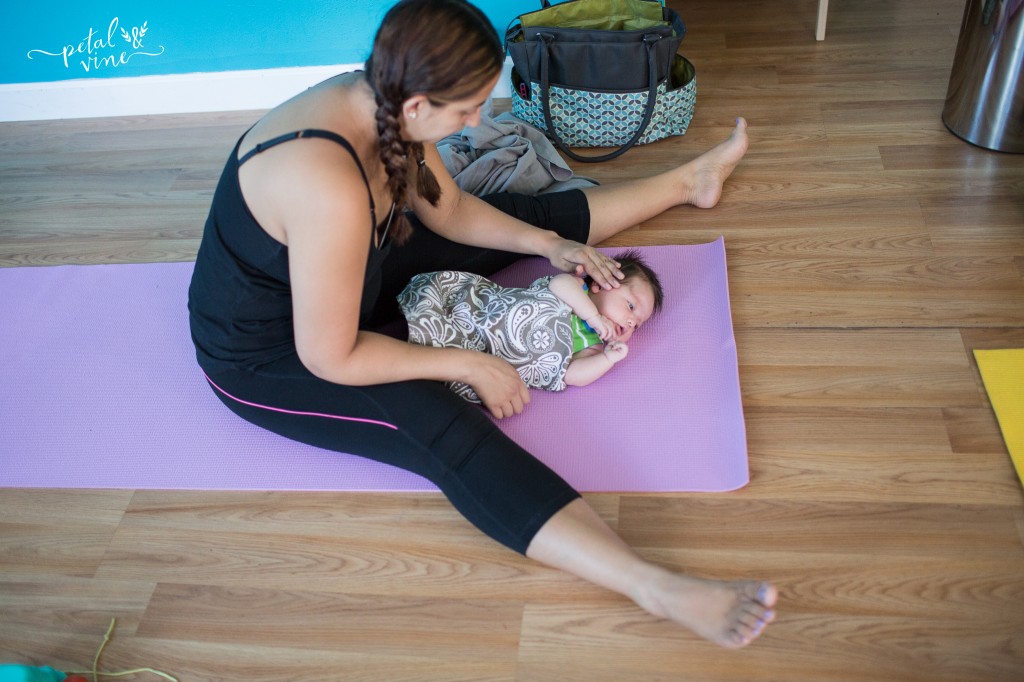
[280,147,530,418]
[410,145,625,291]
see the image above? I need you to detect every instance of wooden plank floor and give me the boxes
[2,0,1023,679]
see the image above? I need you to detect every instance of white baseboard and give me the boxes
[0,61,514,123]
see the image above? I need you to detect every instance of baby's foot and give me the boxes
[681,117,750,209]
[637,573,777,648]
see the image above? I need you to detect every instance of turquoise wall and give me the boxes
[4,1,535,85]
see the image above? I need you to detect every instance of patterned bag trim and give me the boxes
[512,73,696,148]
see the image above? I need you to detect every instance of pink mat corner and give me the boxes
[0,239,748,493]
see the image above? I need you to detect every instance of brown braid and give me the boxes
[371,87,414,240]
[411,143,441,204]
[365,0,503,244]
[370,97,443,245]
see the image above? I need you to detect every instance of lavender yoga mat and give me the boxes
[0,239,748,492]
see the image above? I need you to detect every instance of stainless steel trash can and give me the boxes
[942,0,1023,153]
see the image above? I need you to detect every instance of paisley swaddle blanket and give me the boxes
[398,271,576,402]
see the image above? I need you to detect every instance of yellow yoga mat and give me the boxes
[974,348,1024,487]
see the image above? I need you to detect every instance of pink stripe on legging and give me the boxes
[203,371,399,431]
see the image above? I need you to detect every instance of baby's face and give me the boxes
[591,277,656,342]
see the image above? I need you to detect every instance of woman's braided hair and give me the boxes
[365,0,503,244]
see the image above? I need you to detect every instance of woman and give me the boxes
[188,0,776,648]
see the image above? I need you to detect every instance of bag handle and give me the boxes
[535,32,662,163]
[538,0,666,9]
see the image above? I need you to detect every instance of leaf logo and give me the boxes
[120,21,149,49]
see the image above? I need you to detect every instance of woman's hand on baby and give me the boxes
[548,239,623,292]
[603,340,629,364]
[468,353,531,419]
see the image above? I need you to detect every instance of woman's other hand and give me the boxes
[466,353,531,419]
[548,239,623,292]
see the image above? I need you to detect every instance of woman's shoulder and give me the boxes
[240,73,372,161]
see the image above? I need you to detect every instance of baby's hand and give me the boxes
[585,314,616,341]
[603,340,629,364]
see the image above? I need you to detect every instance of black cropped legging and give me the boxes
[202,190,590,554]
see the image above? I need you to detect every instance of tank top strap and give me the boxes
[238,128,378,226]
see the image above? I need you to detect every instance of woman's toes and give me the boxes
[756,581,778,607]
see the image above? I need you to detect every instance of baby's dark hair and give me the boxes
[616,249,664,314]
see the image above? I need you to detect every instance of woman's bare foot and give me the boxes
[525,499,774,648]
[634,571,777,648]
[679,117,750,209]
[579,117,750,244]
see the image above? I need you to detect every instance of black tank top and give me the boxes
[187,129,393,372]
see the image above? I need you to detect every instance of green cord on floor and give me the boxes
[64,619,178,682]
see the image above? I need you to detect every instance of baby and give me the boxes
[397,249,663,403]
